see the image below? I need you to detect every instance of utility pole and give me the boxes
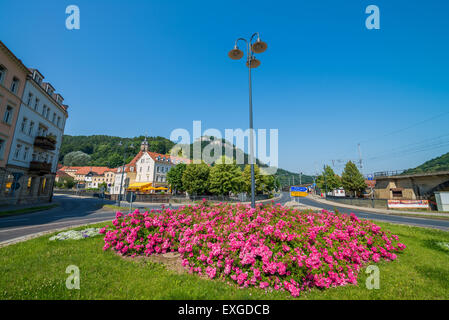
[323,165,328,197]
[299,171,302,185]
[358,143,363,172]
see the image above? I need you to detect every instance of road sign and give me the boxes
[367,174,374,181]
[290,186,308,197]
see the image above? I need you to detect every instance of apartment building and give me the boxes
[0,41,69,205]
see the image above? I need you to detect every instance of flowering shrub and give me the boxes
[50,227,101,241]
[100,202,406,296]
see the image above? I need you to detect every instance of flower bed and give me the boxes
[50,228,101,241]
[100,202,406,296]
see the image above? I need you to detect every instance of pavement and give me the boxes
[288,193,449,231]
[1,192,448,247]
[307,194,449,217]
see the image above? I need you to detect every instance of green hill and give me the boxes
[60,135,175,168]
[403,152,449,175]
[60,134,312,186]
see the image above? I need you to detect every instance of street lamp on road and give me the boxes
[117,141,134,207]
[228,32,268,209]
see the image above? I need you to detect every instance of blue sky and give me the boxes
[1,0,448,175]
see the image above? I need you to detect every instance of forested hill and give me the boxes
[60,135,175,168]
[403,152,449,175]
[60,134,314,186]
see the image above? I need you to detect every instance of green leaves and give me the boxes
[209,156,244,195]
[316,165,341,192]
[181,162,211,195]
[167,163,187,193]
[341,161,367,197]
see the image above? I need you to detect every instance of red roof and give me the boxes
[75,167,110,175]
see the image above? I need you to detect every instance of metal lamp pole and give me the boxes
[229,32,268,209]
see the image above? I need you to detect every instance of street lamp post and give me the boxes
[228,32,268,209]
[116,141,134,207]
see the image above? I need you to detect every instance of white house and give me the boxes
[6,68,68,204]
[110,138,190,196]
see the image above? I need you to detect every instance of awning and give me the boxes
[127,182,152,190]
[141,186,168,191]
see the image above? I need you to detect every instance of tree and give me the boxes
[182,162,210,195]
[167,163,187,193]
[208,156,244,195]
[63,151,91,166]
[316,165,341,192]
[242,164,266,195]
[261,172,278,194]
[341,161,367,197]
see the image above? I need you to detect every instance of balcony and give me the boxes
[34,135,56,150]
[29,161,52,175]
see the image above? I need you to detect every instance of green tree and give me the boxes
[316,165,341,192]
[242,164,266,194]
[208,156,244,195]
[167,163,187,193]
[63,151,91,166]
[261,172,278,194]
[182,162,210,195]
[341,161,367,197]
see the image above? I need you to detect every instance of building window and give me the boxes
[52,112,56,123]
[3,106,13,124]
[14,144,22,159]
[0,65,6,84]
[28,121,34,136]
[0,139,5,158]
[42,105,46,116]
[23,147,29,161]
[46,108,50,119]
[57,117,61,127]
[21,117,28,133]
[27,93,33,106]
[34,98,40,111]
[10,77,20,94]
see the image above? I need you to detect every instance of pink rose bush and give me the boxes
[100,201,406,297]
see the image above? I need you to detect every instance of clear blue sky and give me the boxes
[1,0,448,175]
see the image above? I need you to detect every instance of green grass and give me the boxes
[0,204,59,218]
[0,220,448,299]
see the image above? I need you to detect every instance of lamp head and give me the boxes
[228,45,244,60]
[246,56,261,68]
[251,38,268,54]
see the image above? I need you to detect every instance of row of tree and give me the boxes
[316,161,367,197]
[167,156,279,196]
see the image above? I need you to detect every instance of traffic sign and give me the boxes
[290,186,308,197]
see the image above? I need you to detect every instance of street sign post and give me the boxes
[290,186,308,197]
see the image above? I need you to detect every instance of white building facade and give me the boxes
[5,69,68,204]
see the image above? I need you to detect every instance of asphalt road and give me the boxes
[0,195,167,244]
[1,192,448,244]
[285,193,449,231]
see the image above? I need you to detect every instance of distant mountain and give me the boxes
[403,152,449,175]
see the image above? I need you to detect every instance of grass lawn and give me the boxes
[0,204,59,218]
[0,220,448,299]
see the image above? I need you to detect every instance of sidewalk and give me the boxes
[309,194,449,217]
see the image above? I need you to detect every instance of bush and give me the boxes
[100,202,406,297]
